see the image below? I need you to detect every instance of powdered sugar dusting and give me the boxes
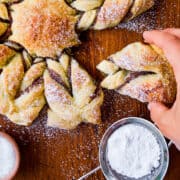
[10,0,79,58]
[118,0,178,33]
[96,0,132,23]
[45,82,72,104]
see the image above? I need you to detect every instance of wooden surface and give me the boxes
[0,0,180,179]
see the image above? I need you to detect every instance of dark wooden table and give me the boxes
[0,0,180,179]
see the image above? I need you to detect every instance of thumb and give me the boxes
[148,102,178,143]
[148,102,169,125]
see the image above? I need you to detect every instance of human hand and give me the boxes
[143,28,180,149]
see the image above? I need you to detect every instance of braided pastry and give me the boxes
[72,0,155,30]
[0,0,154,58]
[97,42,176,103]
[0,44,46,125]
[44,54,104,129]
[0,44,104,128]
[9,0,80,58]
[0,0,166,130]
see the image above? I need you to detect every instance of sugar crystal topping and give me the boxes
[9,0,79,58]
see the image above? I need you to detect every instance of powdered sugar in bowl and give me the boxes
[0,132,20,180]
[99,117,169,180]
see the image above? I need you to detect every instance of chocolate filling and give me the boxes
[21,53,29,71]
[116,71,155,91]
[122,0,135,22]
[5,0,24,6]
[48,68,70,92]
[90,85,101,101]
[16,77,43,98]
[67,58,72,94]
[0,18,10,24]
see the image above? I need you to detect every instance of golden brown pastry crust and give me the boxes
[44,55,104,129]
[73,0,154,30]
[127,0,154,20]
[0,44,15,68]
[0,3,9,20]
[0,3,9,37]
[0,44,46,125]
[0,22,8,37]
[93,0,133,30]
[9,0,80,58]
[0,0,156,129]
[97,42,176,103]
[0,43,104,128]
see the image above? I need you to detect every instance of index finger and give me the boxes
[163,28,180,39]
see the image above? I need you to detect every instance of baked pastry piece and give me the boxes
[0,3,9,37]
[0,0,18,3]
[97,42,176,103]
[0,44,46,125]
[44,54,104,129]
[0,44,104,128]
[72,0,154,30]
[9,0,80,58]
[0,0,157,129]
[2,0,154,57]
[127,0,155,20]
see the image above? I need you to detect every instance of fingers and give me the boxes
[143,30,180,61]
[163,28,180,38]
[148,102,168,124]
[148,102,174,139]
[143,30,180,82]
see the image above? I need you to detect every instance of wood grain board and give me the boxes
[0,0,180,179]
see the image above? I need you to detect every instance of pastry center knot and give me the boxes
[9,0,79,58]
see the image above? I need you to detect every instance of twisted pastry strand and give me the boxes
[0,0,154,58]
[0,44,104,128]
[0,44,46,125]
[97,42,176,103]
[71,0,154,30]
[44,54,104,130]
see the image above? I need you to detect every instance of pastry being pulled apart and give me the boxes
[97,42,176,103]
[44,54,104,130]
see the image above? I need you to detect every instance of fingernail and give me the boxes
[147,103,151,110]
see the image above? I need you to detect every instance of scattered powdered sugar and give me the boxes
[0,135,16,179]
[107,124,161,179]
[96,1,132,22]
[118,9,157,33]
[46,83,72,104]
[117,0,178,33]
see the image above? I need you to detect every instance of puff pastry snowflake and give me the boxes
[0,0,155,128]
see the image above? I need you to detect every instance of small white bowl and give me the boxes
[0,132,20,180]
[99,117,169,180]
